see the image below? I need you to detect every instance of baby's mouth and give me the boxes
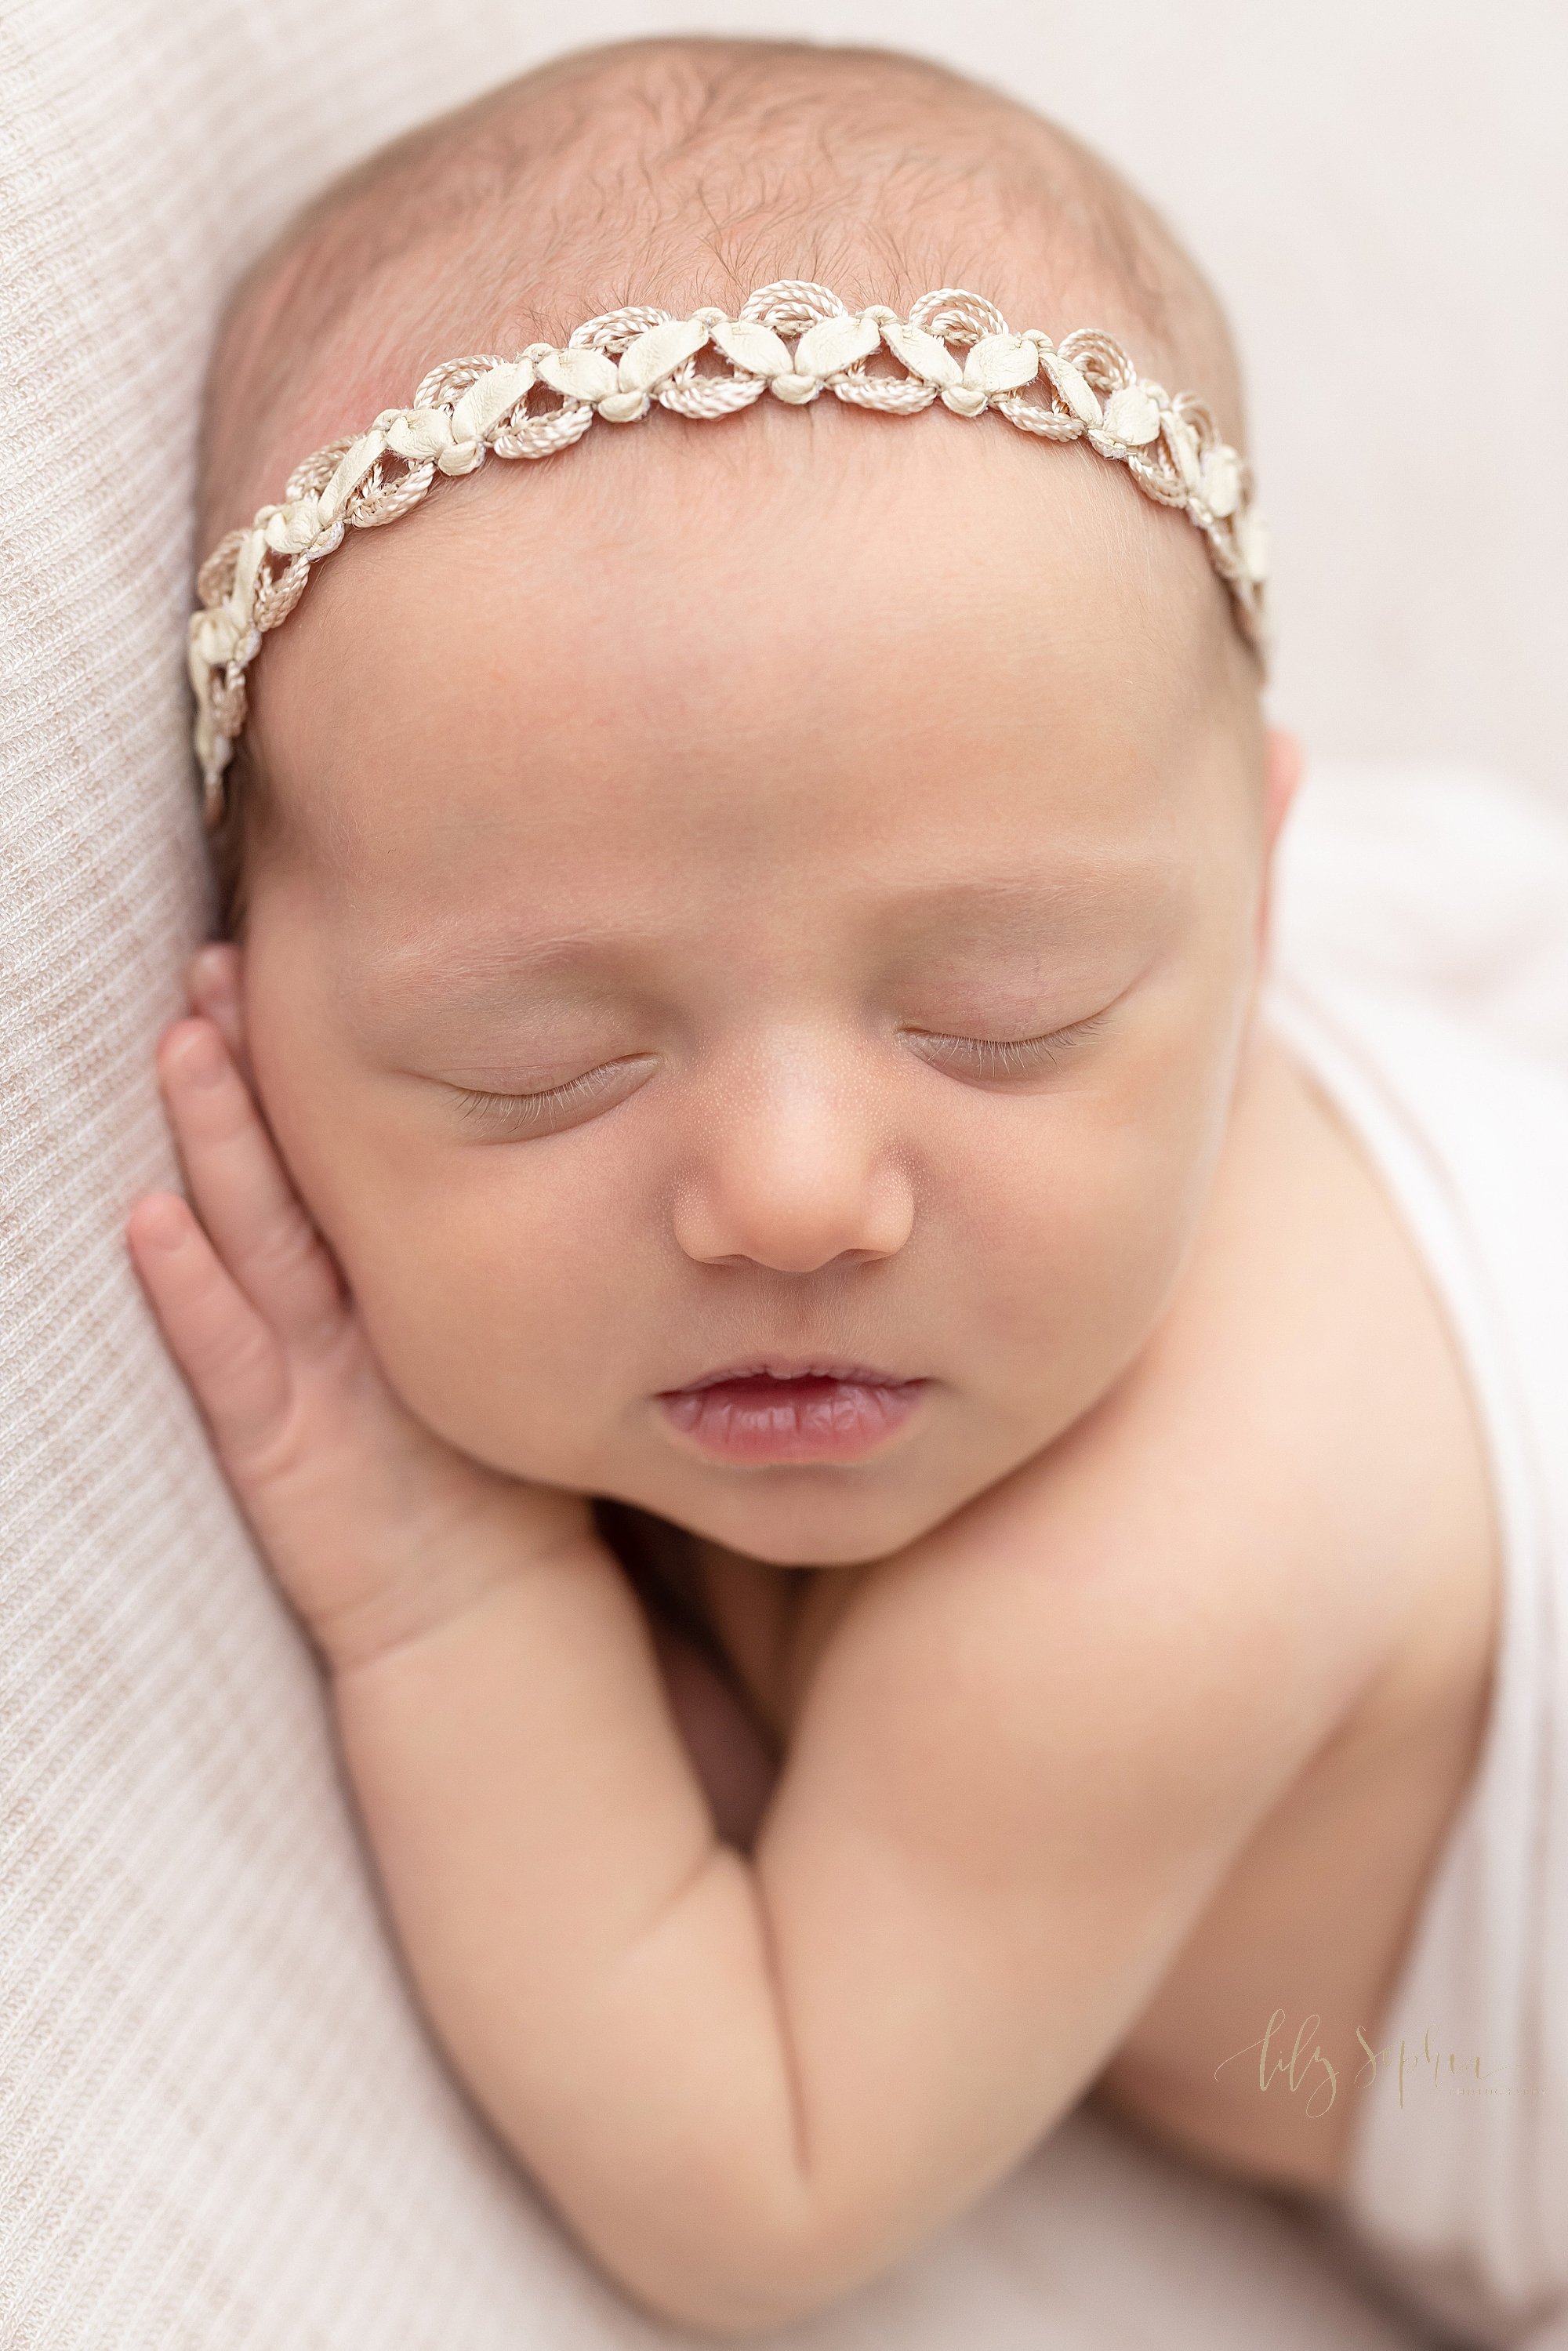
[654,1359,927,1466]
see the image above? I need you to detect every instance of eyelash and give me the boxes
[903,1010,1112,1077]
[456,1058,652,1132]
[455,1014,1111,1132]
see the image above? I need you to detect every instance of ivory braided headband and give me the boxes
[190,279,1269,825]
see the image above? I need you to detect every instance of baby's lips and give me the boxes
[655,1369,928,1465]
[663,1355,924,1393]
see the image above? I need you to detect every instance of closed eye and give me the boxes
[453,1054,659,1137]
[901,1010,1112,1081]
[449,1011,1111,1136]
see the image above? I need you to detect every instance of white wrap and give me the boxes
[1269,764,1568,2349]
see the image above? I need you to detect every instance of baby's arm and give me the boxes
[129,987,1387,2338]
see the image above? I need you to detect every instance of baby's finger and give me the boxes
[127,1192,292,1465]
[187,942,248,1072]
[157,1018,345,1352]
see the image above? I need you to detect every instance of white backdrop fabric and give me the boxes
[0,4,1460,2345]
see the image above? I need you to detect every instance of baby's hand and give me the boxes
[126,946,596,1671]
[122,953,1387,2342]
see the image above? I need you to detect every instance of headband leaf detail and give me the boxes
[190,280,1268,824]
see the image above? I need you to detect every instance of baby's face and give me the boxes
[238,417,1278,1566]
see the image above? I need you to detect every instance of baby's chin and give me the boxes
[593,1460,993,1573]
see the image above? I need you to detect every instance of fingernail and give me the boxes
[189,945,235,1011]
[171,1022,226,1087]
[132,1195,188,1252]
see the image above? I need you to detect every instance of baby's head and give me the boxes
[197,37,1294,1567]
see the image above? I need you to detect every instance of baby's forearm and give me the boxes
[332,1532,829,2335]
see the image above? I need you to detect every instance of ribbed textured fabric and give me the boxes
[0,7,1436,2344]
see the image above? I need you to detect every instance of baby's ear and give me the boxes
[1262,727,1302,855]
[1254,728,1304,960]
[186,942,249,1072]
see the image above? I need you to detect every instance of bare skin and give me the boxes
[675,1036,1499,2197]
[129,423,1497,2335]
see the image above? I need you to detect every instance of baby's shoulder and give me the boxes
[1077,1023,1496,1727]
[1213,1021,1492,1568]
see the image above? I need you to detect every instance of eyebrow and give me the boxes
[357,858,1177,1002]
[361,923,666,1007]
[878,868,1169,942]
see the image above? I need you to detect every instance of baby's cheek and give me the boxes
[340,1180,620,1477]
[974,1058,1230,1413]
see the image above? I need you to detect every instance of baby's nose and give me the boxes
[670,1036,915,1274]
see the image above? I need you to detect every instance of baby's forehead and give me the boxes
[241,427,1250,978]
[257,405,1228,775]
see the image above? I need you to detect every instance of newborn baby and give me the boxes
[128,36,1504,2339]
